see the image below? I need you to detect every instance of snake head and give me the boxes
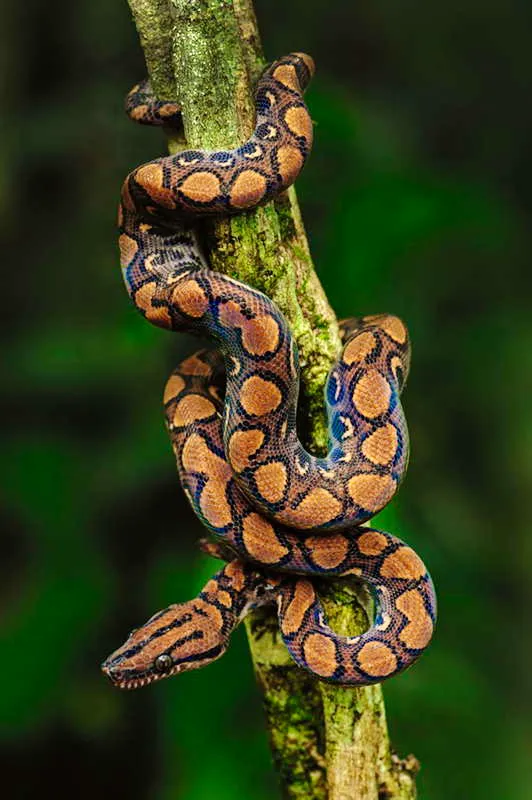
[101,598,229,690]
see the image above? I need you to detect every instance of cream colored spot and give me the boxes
[254,462,287,504]
[239,376,282,416]
[229,356,241,376]
[143,253,162,275]
[163,374,186,404]
[352,370,392,419]
[375,612,391,632]
[357,531,388,556]
[228,429,265,472]
[264,124,278,139]
[361,424,398,466]
[241,513,289,563]
[396,590,434,649]
[172,280,209,318]
[290,488,342,528]
[303,633,337,678]
[243,144,263,159]
[357,640,397,677]
[230,170,267,208]
[340,416,354,440]
[390,355,405,383]
[180,171,221,203]
[296,457,309,475]
[381,548,426,581]
[344,566,363,577]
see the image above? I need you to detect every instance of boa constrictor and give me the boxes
[102,53,436,690]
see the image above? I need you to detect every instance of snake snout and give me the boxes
[100,658,120,681]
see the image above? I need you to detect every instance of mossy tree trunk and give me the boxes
[124,0,419,796]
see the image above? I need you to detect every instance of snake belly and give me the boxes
[103,53,436,690]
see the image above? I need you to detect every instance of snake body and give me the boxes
[103,54,436,690]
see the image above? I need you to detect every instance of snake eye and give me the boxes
[154,654,173,673]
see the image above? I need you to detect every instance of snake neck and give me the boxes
[199,560,280,626]
[102,560,281,690]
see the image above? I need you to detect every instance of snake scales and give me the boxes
[102,54,436,689]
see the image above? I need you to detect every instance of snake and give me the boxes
[102,53,436,690]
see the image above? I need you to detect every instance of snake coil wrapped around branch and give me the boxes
[102,53,436,693]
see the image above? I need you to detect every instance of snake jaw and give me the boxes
[101,659,184,690]
[101,639,189,689]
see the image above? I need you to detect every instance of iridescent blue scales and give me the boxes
[102,54,436,690]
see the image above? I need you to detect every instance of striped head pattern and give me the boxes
[102,599,230,689]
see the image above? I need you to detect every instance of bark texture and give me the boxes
[125,0,419,796]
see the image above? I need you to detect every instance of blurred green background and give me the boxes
[1,0,530,797]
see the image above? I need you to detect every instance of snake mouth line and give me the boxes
[101,663,184,690]
[110,676,153,691]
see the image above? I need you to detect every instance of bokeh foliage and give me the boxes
[1,0,530,797]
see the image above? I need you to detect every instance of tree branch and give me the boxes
[125,0,418,796]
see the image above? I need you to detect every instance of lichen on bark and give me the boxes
[124,0,419,796]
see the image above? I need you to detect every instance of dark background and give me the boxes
[1,0,530,797]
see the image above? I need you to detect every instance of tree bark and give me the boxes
[124,0,419,796]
